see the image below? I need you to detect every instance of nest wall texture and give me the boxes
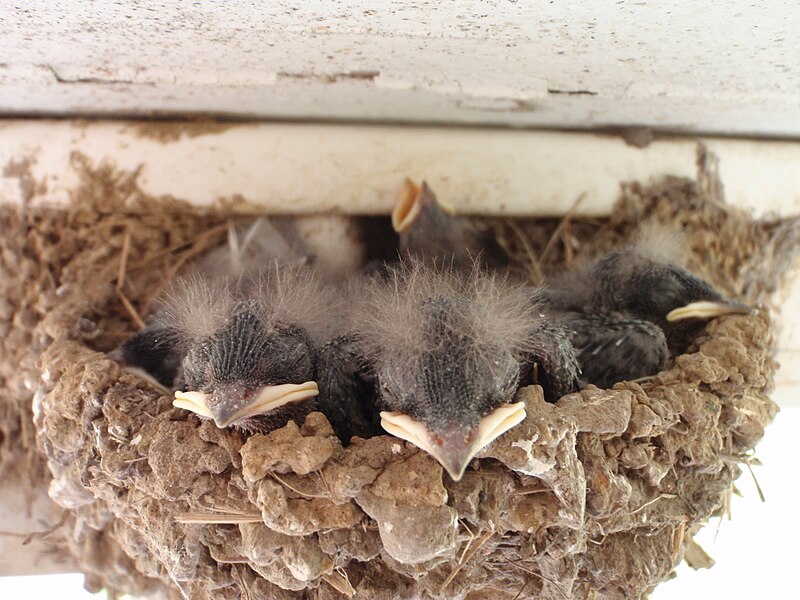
[1,152,798,599]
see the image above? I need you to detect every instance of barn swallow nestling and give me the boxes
[543,226,751,385]
[111,220,334,432]
[551,313,670,389]
[166,270,324,430]
[391,180,502,268]
[318,260,580,481]
[111,219,298,386]
[159,267,331,432]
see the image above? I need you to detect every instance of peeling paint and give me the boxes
[547,88,598,96]
[277,70,381,83]
[0,3,796,135]
[456,97,538,112]
[44,65,155,87]
[127,120,237,143]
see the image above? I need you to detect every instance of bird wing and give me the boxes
[316,333,382,444]
[566,315,669,389]
[521,320,581,402]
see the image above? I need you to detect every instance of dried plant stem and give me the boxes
[743,457,766,502]
[504,559,570,600]
[672,522,686,563]
[535,192,586,272]
[629,494,676,516]
[270,472,327,499]
[116,227,132,291]
[175,512,263,524]
[322,570,355,598]
[116,288,147,329]
[504,219,543,283]
[0,510,69,545]
[439,529,494,594]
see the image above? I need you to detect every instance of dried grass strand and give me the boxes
[116,227,131,291]
[322,570,355,598]
[439,529,494,594]
[116,288,147,330]
[175,512,263,524]
[535,192,585,272]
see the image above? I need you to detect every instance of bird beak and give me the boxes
[666,300,751,322]
[391,180,455,233]
[379,402,526,481]
[173,390,215,419]
[173,381,319,428]
[118,365,172,395]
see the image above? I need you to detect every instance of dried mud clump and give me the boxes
[2,153,798,599]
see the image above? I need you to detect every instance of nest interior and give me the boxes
[1,150,798,599]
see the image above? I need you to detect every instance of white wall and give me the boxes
[2,1,799,136]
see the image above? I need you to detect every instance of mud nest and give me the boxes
[2,151,798,599]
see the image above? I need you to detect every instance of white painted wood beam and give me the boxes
[2,120,800,218]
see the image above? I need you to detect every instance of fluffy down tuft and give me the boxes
[630,222,689,266]
[252,261,338,342]
[153,262,335,346]
[354,258,543,366]
[153,275,237,347]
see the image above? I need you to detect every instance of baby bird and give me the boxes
[391,180,502,268]
[318,260,580,481]
[544,226,751,386]
[166,269,329,432]
[111,220,333,432]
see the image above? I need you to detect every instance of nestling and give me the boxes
[391,180,502,268]
[175,268,335,431]
[543,226,751,386]
[318,259,580,481]
[111,220,333,432]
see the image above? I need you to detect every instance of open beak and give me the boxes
[391,179,422,233]
[391,180,455,233]
[666,300,751,322]
[379,402,526,481]
[174,381,319,428]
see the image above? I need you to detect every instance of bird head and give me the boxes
[391,180,472,264]
[357,262,540,481]
[392,180,456,234]
[110,326,181,390]
[377,296,525,481]
[174,303,319,429]
[593,251,751,325]
[158,268,332,430]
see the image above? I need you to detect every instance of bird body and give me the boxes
[543,227,750,385]
[552,313,669,389]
